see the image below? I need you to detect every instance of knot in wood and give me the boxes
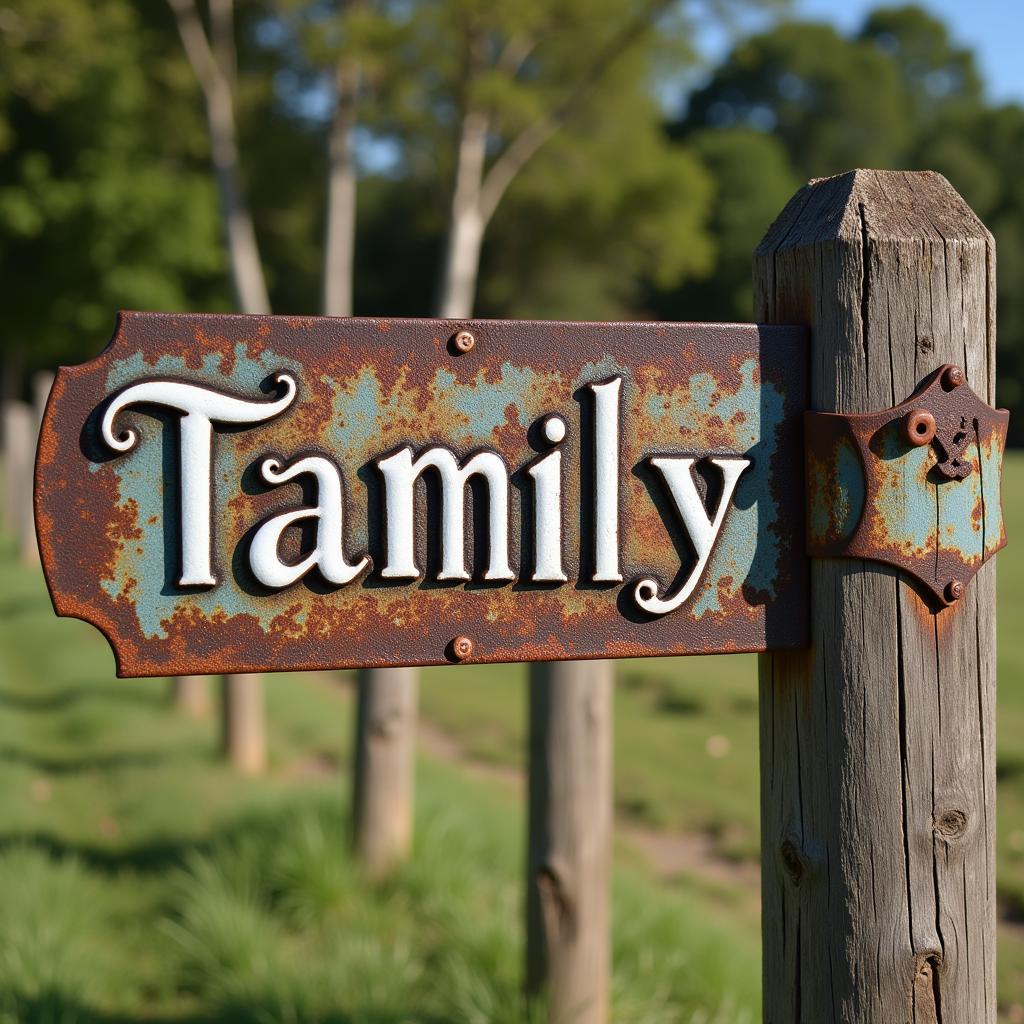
[536,859,577,940]
[934,808,968,840]
[779,835,807,886]
[371,707,404,740]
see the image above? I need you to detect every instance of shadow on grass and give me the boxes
[0,744,192,775]
[0,796,345,876]
[0,993,442,1024]
[0,681,165,712]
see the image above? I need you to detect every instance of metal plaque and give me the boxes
[36,312,808,676]
[806,364,1008,608]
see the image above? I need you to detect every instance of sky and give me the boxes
[798,0,1024,103]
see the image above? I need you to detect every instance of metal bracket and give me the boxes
[805,364,1009,608]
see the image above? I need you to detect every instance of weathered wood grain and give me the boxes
[352,666,418,876]
[526,659,613,1024]
[755,170,996,1023]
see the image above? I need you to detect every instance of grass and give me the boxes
[1,455,1022,1019]
[0,525,761,1022]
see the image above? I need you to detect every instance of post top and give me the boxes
[756,169,991,255]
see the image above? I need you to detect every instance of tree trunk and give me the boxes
[437,111,489,320]
[323,59,359,318]
[167,0,270,762]
[167,0,269,315]
[526,659,613,1024]
[755,170,996,1022]
[205,77,269,315]
[352,667,418,876]
[220,673,266,775]
[172,675,210,718]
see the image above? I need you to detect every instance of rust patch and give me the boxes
[806,364,1009,608]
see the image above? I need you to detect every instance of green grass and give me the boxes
[0,527,761,1022]
[2,456,1023,1020]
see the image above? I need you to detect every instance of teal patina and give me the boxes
[645,358,787,616]
[101,342,305,639]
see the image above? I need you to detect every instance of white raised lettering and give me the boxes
[631,456,750,616]
[249,455,368,589]
[377,446,513,582]
[100,375,296,587]
[527,415,568,583]
[589,378,622,582]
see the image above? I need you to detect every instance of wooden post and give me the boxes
[755,170,996,1021]
[220,673,266,774]
[526,660,613,1024]
[3,402,35,561]
[172,674,211,717]
[352,667,418,875]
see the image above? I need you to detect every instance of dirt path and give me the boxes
[416,715,760,899]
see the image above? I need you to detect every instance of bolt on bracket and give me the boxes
[805,364,1009,608]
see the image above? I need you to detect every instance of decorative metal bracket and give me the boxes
[805,364,1009,608]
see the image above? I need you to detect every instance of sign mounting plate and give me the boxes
[36,312,808,676]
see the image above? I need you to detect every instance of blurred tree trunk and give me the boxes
[527,660,613,1024]
[168,0,268,769]
[323,54,360,317]
[436,2,668,320]
[167,0,269,314]
[220,673,265,774]
[171,675,211,717]
[352,667,418,875]
[437,109,488,319]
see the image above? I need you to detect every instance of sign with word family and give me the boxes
[35,313,808,676]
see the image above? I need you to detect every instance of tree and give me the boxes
[648,127,795,324]
[859,5,983,124]
[166,0,270,313]
[385,0,708,319]
[478,52,715,320]
[669,4,1024,440]
[0,0,225,391]
[682,20,911,179]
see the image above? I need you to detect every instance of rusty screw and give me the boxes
[902,409,936,447]
[944,579,965,604]
[942,365,964,390]
[451,635,474,661]
[453,329,476,353]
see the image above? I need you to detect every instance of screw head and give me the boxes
[944,579,965,604]
[451,636,474,661]
[902,409,936,447]
[942,365,965,390]
[453,330,476,353]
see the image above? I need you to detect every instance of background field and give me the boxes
[0,454,1019,1022]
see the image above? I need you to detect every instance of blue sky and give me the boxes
[798,0,1023,103]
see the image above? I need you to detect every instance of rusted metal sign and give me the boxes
[35,312,812,676]
[806,364,1008,607]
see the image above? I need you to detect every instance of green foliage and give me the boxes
[480,65,715,319]
[0,847,119,1022]
[5,457,1024,1016]
[683,21,911,178]
[0,0,227,374]
[653,128,797,322]
[669,4,1024,440]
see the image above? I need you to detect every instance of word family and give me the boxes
[100,373,750,618]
